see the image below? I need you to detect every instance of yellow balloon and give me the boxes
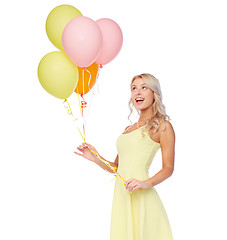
[46,5,82,50]
[38,51,79,99]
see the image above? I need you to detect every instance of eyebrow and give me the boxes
[131,83,147,87]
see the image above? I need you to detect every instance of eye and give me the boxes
[131,86,136,90]
[142,86,147,89]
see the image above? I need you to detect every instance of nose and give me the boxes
[131,86,142,98]
[135,88,142,95]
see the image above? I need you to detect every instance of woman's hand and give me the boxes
[74,142,99,162]
[125,178,151,193]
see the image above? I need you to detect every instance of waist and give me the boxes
[117,167,149,181]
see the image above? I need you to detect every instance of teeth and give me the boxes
[135,97,144,102]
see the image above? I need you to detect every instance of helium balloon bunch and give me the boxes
[38,4,123,97]
[37,4,124,183]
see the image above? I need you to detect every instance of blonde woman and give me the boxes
[75,73,175,239]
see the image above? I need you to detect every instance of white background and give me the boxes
[1,0,227,239]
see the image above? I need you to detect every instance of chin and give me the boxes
[135,105,151,111]
[134,106,144,111]
[133,102,151,111]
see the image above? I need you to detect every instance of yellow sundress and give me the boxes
[110,125,173,240]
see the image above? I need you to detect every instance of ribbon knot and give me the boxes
[81,100,87,108]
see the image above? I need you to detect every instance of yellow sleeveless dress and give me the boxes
[110,125,173,240]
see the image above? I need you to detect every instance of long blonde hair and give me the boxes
[128,73,170,135]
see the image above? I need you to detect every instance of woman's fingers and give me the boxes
[75,143,97,158]
[84,142,97,152]
[74,151,83,157]
[77,147,84,152]
[82,142,95,150]
[84,142,92,148]
[78,144,87,149]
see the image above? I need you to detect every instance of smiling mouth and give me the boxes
[135,97,145,103]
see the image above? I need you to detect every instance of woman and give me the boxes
[74,73,175,239]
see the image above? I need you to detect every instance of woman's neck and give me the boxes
[138,109,154,123]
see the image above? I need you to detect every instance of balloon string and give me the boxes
[84,68,92,91]
[83,122,85,141]
[63,98,85,141]
[81,95,86,140]
[92,65,101,95]
[76,93,86,141]
[77,92,82,115]
[63,97,124,184]
[74,66,125,185]
[96,65,101,83]
[77,91,87,141]
[77,126,85,142]
[75,94,125,184]
[85,146,126,185]
[82,67,85,96]
[63,99,77,121]
[80,94,87,118]
[76,99,125,184]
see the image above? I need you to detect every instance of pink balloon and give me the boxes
[95,18,123,65]
[62,16,103,68]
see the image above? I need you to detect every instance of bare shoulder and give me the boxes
[160,120,174,132]
[159,120,175,143]
[122,125,132,134]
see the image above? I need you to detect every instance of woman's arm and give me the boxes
[144,121,175,188]
[75,142,118,174]
[75,125,129,174]
[93,125,131,174]
[93,154,119,174]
